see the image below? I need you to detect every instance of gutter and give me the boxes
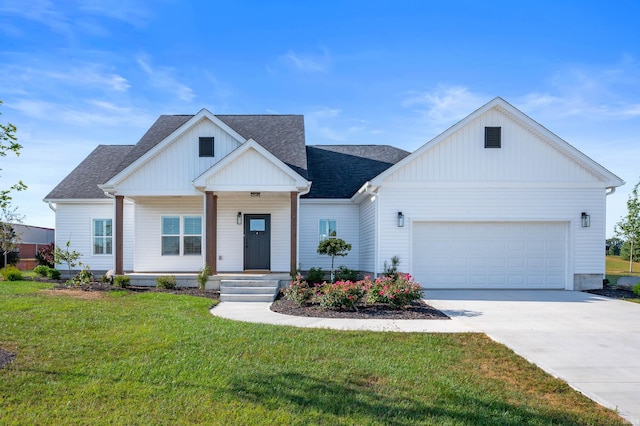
[606,187,616,196]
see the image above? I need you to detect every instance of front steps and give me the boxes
[220,279,280,302]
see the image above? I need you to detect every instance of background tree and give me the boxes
[606,237,624,256]
[317,238,352,282]
[1,100,26,208]
[36,242,55,268]
[615,180,640,272]
[0,205,24,268]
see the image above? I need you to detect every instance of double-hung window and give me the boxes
[319,219,337,242]
[93,219,112,255]
[162,216,202,256]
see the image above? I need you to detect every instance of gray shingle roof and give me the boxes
[216,115,307,177]
[44,145,134,199]
[45,115,403,200]
[304,145,410,198]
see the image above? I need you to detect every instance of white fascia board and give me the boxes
[42,198,114,204]
[105,109,247,187]
[202,184,304,192]
[379,181,617,189]
[113,189,202,197]
[192,138,310,188]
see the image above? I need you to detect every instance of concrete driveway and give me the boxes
[426,290,640,425]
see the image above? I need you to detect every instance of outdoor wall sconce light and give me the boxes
[397,211,405,227]
[237,212,242,225]
[581,212,590,228]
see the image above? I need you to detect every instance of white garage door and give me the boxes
[412,222,567,289]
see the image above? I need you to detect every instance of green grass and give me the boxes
[0,281,627,425]
[606,255,640,286]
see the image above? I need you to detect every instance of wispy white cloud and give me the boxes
[280,48,332,73]
[137,56,195,102]
[304,107,385,143]
[402,85,491,132]
[77,0,154,28]
[0,0,72,36]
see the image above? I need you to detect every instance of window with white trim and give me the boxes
[319,219,337,242]
[93,219,112,255]
[161,216,202,256]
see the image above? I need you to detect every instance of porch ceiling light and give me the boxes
[581,212,590,228]
[397,211,404,227]
[237,212,242,225]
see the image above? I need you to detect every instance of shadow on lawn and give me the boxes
[228,371,588,425]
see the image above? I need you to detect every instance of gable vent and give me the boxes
[199,137,215,157]
[484,127,501,148]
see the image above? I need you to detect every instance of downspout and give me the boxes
[47,202,56,212]
[605,187,616,196]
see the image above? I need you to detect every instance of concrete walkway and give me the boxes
[210,290,640,425]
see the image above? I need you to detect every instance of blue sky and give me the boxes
[0,0,638,237]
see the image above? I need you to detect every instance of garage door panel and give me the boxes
[413,222,567,289]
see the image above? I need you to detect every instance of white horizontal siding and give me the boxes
[217,192,291,272]
[206,148,297,189]
[299,200,360,272]
[54,201,120,273]
[376,186,606,282]
[385,108,603,184]
[116,118,242,193]
[134,197,204,272]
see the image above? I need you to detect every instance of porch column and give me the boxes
[115,195,124,275]
[290,191,298,276]
[205,191,217,275]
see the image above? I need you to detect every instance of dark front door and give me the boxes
[244,214,270,270]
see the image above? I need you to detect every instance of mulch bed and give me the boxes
[49,282,220,300]
[270,296,449,320]
[586,283,639,299]
[0,348,16,369]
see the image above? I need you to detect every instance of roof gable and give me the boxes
[371,97,625,188]
[193,139,309,191]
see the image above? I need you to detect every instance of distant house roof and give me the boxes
[45,114,408,200]
[304,145,410,198]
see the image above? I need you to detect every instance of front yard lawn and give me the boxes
[0,281,627,425]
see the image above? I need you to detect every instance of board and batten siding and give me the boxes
[217,193,291,272]
[115,118,242,194]
[375,186,606,287]
[54,201,134,272]
[384,108,603,184]
[298,200,360,272]
[204,148,297,190]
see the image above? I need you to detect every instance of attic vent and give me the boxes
[199,137,215,157]
[484,127,501,148]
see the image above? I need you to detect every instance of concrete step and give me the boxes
[220,279,279,302]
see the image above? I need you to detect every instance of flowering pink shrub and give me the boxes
[316,280,365,310]
[283,274,423,310]
[283,275,315,306]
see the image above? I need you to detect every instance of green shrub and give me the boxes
[1,266,23,281]
[633,283,640,297]
[306,267,325,284]
[113,276,131,289]
[33,265,51,277]
[68,264,93,286]
[48,269,61,280]
[283,275,314,306]
[335,265,358,282]
[382,256,400,279]
[156,275,177,289]
[316,280,365,310]
[197,264,211,290]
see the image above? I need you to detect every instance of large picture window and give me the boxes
[93,219,112,255]
[319,219,337,241]
[162,216,202,256]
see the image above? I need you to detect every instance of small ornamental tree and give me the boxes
[615,180,640,272]
[0,204,24,268]
[36,242,55,267]
[54,240,82,280]
[317,238,352,282]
